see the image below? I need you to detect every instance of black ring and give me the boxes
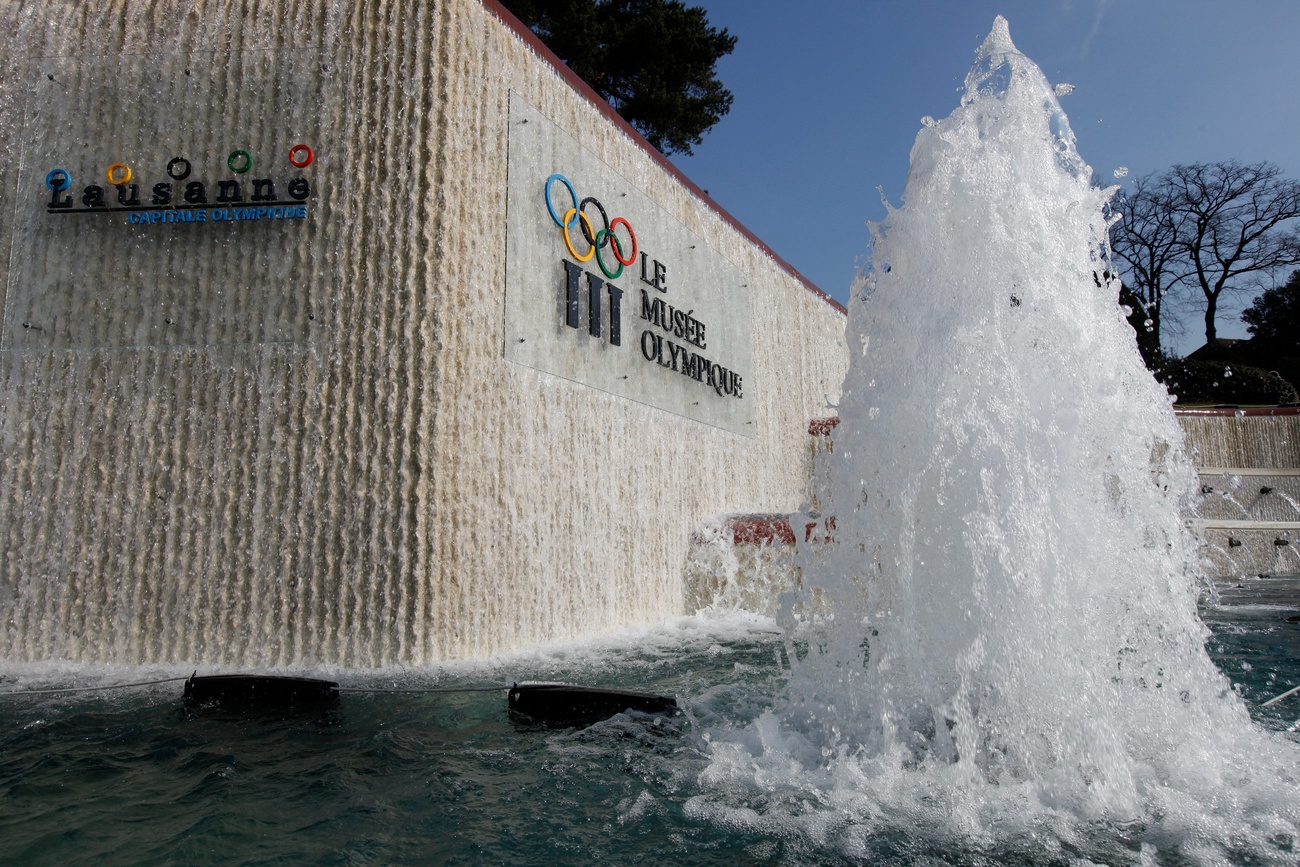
[578,196,610,248]
[166,157,192,181]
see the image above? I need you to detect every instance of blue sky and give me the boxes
[671,1,1300,355]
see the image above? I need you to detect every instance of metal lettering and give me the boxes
[562,259,582,329]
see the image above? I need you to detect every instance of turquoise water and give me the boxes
[2,580,1297,866]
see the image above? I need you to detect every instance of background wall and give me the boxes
[1179,409,1300,577]
[0,0,847,666]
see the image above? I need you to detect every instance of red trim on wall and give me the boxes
[810,409,1300,430]
[724,514,836,546]
[808,416,841,436]
[1174,406,1300,417]
[480,0,846,316]
[729,515,797,546]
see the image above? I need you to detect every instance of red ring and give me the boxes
[610,217,638,266]
[288,144,314,168]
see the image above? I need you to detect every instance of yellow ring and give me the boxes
[561,207,596,262]
[105,162,132,185]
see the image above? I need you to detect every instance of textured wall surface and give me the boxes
[1178,412,1300,470]
[1178,410,1300,577]
[0,0,847,666]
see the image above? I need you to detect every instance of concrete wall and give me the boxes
[0,0,847,666]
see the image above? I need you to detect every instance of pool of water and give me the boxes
[2,580,1297,866]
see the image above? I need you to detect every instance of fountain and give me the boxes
[685,18,1300,862]
[1,9,1297,864]
[0,0,847,667]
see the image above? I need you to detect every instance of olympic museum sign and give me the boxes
[505,94,753,435]
[0,0,846,667]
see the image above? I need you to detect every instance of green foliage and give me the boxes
[501,0,735,155]
[1154,359,1298,406]
[1242,269,1300,349]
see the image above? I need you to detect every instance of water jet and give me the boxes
[688,16,1300,862]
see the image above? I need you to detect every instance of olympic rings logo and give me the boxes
[43,144,316,195]
[544,173,638,280]
[45,143,319,215]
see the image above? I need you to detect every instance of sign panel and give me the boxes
[504,93,754,437]
[4,49,343,351]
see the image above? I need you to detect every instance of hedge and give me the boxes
[1154,359,1298,406]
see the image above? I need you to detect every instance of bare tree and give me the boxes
[1167,161,1300,345]
[1111,161,1300,352]
[1110,173,1187,362]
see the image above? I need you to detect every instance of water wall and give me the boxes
[0,0,846,666]
[1179,407,1300,469]
[685,407,1300,599]
[1181,408,1300,576]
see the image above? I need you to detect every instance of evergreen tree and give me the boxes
[502,0,736,155]
[1242,269,1300,350]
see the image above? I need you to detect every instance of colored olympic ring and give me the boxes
[561,207,596,262]
[609,217,637,266]
[45,168,71,191]
[106,162,132,185]
[228,150,253,173]
[544,173,638,269]
[594,229,625,279]
[166,157,192,180]
[289,144,314,168]
[545,174,579,228]
[578,196,609,247]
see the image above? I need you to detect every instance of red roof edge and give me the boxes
[479,0,846,316]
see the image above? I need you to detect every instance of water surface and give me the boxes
[2,583,1296,865]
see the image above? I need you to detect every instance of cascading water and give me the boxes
[689,18,1300,861]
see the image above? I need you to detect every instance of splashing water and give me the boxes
[691,18,1300,861]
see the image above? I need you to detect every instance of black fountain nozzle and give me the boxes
[1201,485,1214,495]
[1259,486,1274,495]
[507,682,679,728]
[1228,537,1242,548]
[183,672,340,716]
[1274,538,1291,547]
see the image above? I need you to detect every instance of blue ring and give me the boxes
[45,168,71,191]
[544,173,579,228]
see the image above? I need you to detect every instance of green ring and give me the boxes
[594,229,624,279]
[227,150,253,174]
